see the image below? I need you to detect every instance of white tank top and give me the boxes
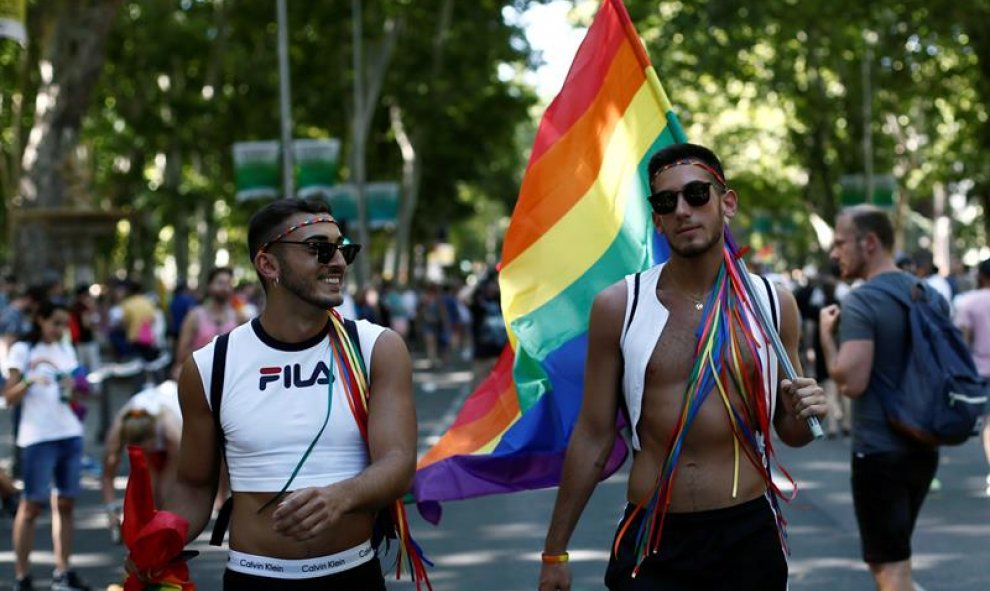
[192,317,386,492]
[619,263,780,450]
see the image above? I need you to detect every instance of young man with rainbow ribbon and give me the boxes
[125,199,428,589]
[539,144,828,591]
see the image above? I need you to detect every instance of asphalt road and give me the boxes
[2,358,988,590]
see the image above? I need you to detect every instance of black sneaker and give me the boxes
[13,575,33,591]
[51,570,91,591]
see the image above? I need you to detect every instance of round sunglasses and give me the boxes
[648,180,718,215]
[272,240,361,265]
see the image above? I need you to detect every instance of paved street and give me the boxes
[2,358,989,590]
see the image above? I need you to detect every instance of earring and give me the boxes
[274,275,280,287]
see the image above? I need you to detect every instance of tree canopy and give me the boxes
[2,0,988,287]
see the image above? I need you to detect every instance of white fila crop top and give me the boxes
[618,263,781,451]
[191,317,386,492]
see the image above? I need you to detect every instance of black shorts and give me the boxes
[223,556,385,590]
[851,448,938,564]
[604,496,787,591]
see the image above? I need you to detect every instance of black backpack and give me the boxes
[860,281,988,445]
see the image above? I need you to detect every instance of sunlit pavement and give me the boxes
[2,358,988,590]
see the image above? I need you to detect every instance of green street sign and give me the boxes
[324,182,400,230]
[840,174,896,207]
[233,141,280,201]
[295,139,341,198]
[0,0,26,44]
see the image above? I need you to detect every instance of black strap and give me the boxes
[344,318,363,359]
[209,333,232,547]
[759,275,779,331]
[624,272,642,334]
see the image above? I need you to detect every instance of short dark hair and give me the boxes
[912,248,935,272]
[841,205,894,251]
[247,198,331,261]
[647,143,726,187]
[978,257,990,279]
[206,266,234,285]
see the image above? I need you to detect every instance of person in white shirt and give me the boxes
[3,300,91,591]
[130,199,420,590]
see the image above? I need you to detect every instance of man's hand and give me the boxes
[271,485,351,541]
[780,377,828,422]
[538,562,572,591]
[819,304,841,337]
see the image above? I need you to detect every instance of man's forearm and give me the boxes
[819,331,840,384]
[335,449,415,515]
[544,425,615,553]
[161,480,218,543]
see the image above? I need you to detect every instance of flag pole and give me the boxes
[727,233,825,439]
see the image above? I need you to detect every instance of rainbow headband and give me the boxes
[651,159,727,188]
[257,216,339,256]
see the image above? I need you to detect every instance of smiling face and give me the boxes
[263,213,348,310]
[649,162,737,258]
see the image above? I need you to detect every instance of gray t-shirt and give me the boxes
[838,271,943,454]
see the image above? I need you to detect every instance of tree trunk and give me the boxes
[390,0,452,284]
[389,103,421,284]
[166,145,189,286]
[350,5,399,289]
[14,0,122,285]
[198,200,217,289]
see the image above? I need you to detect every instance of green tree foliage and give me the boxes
[2,0,542,285]
[623,0,990,262]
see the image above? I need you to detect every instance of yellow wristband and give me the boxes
[541,551,569,564]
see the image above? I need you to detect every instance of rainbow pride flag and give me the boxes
[413,0,685,523]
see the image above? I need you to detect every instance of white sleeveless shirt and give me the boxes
[619,263,781,450]
[191,318,386,492]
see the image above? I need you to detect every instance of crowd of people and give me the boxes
[0,210,507,589]
[0,145,987,590]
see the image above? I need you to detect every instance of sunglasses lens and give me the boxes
[341,244,361,264]
[683,181,712,206]
[649,191,678,215]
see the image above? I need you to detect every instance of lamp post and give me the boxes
[277,0,294,199]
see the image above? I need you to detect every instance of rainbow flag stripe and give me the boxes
[413,0,685,523]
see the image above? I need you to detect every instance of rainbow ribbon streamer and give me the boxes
[327,310,432,590]
[614,234,798,576]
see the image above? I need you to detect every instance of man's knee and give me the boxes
[19,500,44,521]
[54,496,75,514]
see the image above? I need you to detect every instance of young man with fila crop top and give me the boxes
[137,199,418,589]
[538,144,828,591]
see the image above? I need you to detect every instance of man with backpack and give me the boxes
[819,205,942,591]
[127,199,426,589]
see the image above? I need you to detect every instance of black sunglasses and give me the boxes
[648,180,717,215]
[273,240,361,265]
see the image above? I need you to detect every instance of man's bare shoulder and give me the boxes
[591,278,629,322]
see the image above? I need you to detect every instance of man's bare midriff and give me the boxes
[627,301,768,512]
[227,491,375,558]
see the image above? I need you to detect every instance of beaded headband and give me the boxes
[652,159,727,187]
[257,216,339,257]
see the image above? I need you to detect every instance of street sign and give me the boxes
[323,182,400,230]
[840,174,896,207]
[0,0,26,44]
[232,141,280,201]
[294,139,341,198]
